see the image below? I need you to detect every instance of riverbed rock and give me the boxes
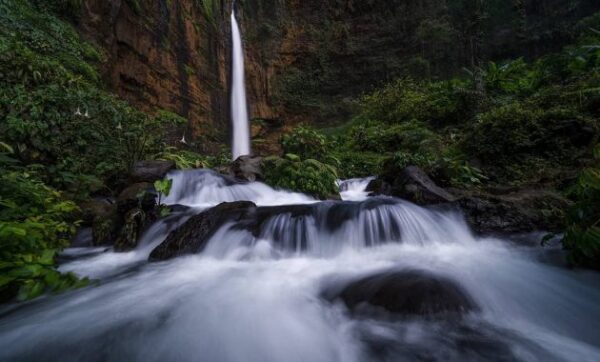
[324,269,478,317]
[149,201,257,261]
[114,208,147,252]
[368,166,456,205]
[91,204,119,246]
[224,155,264,182]
[129,160,176,183]
[455,188,570,234]
[117,182,157,213]
[79,198,120,246]
[79,198,115,227]
[365,178,393,197]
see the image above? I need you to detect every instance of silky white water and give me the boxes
[164,169,315,207]
[0,173,599,361]
[230,9,250,159]
[338,177,375,201]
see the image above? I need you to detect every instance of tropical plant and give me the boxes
[0,168,88,302]
[262,154,339,199]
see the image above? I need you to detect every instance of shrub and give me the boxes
[281,125,328,160]
[359,78,469,126]
[561,146,600,269]
[262,155,339,199]
[0,1,181,195]
[333,151,384,179]
[0,167,88,302]
[353,120,443,155]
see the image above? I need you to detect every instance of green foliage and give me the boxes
[349,120,442,155]
[348,16,600,187]
[482,59,540,98]
[157,147,229,170]
[467,102,596,180]
[0,1,178,196]
[332,151,384,179]
[197,0,218,24]
[359,78,470,127]
[154,178,173,216]
[281,125,328,160]
[0,164,88,302]
[561,146,600,269]
[262,155,339,199]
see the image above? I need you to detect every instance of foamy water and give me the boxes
[1,171,598,361]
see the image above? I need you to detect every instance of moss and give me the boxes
[262,155,339,199]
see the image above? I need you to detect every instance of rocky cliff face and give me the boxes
[76,0,600,155]
[78,0,231,152]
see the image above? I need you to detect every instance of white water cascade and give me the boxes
[230,8,251,160]
[1,171,599,361]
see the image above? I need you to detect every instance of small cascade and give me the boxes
[163,169,315,207]
[230,8,250,159]
[2,169,600,361]
[201,199,474,259]
[338,176,375,201]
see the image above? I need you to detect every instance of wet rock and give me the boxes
[149,201,257,261]
[224,155,263,182]
[79,198,115,226]
[79,198,119,246]
[129,160,175,183]
[91,204,119,246]
[117,182,156,213]
[391,166,455,205]
[324,269,478,317]
[365,178,392,196]
[114,208,146,252]
[70,227,93,247]
[454,188,570,234]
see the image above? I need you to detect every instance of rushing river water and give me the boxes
[0,170,599,362]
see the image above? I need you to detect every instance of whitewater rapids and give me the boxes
[0,171,598,362]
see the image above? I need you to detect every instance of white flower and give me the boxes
[180,134,187,144]
[116,122,123,130]
[75,107,82,116]
[84,110,90,118]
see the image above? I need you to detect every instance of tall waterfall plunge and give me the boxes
[230,9,251,160]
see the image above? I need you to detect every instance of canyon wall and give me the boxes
[76,0,600,155]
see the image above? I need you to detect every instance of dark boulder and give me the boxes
[91,207,119,246]
[78,198,119,246]
[117,182,156,213]
[129,160,175,183]
[114,208,147,252]
[79,198,115,227]
[365,178,392,196]
[455,188,570,234]
[393,166,456,204]
[369,166,455,205]
[223,155,263,182]
[324,269,478,317]
[149,201,257,261]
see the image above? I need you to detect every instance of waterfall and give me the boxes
[230,8,251,160]
[2,173,600,361]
